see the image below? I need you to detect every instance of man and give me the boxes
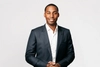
[25,3,75,67]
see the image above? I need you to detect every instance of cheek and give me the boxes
[54,16,58,19]
[54,14,59,18]
[45,15,50,19]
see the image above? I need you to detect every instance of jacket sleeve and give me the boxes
[25,30,47,67]
[58,30,75,67]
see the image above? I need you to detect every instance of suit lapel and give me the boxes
[56,26,63,55]
[41,25,52,58]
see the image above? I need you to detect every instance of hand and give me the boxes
[46,61,55,67]
[54,63,60,67]
[46,61,60,67]
[48,61,55,66]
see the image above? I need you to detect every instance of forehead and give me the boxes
[45,6,58,12]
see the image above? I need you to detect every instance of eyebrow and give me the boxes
[46,11,58,12]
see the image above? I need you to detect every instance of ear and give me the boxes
[58,13,60,17]
[44,12,46,17]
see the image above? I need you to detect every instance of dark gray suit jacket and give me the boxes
[25,25,75,67]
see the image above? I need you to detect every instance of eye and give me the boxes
[54,12,58,14]
[46,12,50,14]
[55,13,57,14]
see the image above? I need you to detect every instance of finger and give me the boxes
[48,61,56,65]
[46,64,49,67]
[48,61,52,64]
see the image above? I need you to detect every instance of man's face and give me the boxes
[44,6,59,26]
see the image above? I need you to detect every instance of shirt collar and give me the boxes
[45,23,58,32]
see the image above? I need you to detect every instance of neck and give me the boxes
[48,24,57,32]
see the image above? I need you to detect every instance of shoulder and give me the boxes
[58,25,70,32]
[31,25,44,32]
[58,26,72,37]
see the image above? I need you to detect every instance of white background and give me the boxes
[0,0,100,67]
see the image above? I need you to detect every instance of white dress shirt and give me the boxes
[46,24,58,62]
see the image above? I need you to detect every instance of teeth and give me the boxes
[50,19,54,21]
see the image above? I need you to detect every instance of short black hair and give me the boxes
[44,3,59,12]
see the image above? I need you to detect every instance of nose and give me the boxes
[50,13,54,18]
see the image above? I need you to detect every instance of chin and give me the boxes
[47,21,56,25]
[49,23,55,25]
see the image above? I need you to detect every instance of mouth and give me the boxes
[49,18,54,22]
